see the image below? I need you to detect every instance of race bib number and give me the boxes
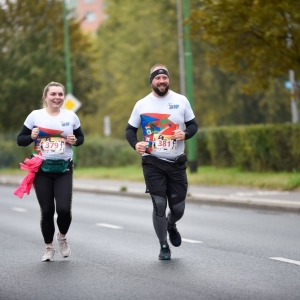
[153,134,177,153]
[38,137,66,154]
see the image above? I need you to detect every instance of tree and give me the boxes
[85,0,181,138]
[0,0,99,132]
[81,0,291,138]
[189,0,300,92]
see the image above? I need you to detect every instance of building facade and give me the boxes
[66,0,105,33]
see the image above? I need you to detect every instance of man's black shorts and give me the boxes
[141,155,188,197]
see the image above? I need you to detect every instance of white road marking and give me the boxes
[95,224,204,242]
[96,223,123,229]
[182,238,203,244]
[12,207,27,213]
[168,237,203,244]
[269,257,300,266]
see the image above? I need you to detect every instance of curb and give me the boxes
[2,178,300,213]
[73,185,300,213]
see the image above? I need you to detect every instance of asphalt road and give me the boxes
[0,185,299,300]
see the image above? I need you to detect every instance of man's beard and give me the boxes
[152,84,170,97]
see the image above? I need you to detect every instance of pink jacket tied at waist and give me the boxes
[14,156,43,199]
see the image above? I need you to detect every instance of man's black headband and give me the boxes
[149,69,169,84]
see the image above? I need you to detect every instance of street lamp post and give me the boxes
[63,0,77,163]
[63,0,73,95]
[177,0,186,96]
[183,0,197,173]
[285,13,299,124]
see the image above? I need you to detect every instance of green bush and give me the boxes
[1,134,140,169]
[197,124,300,172]
[196,129,211,166]
[205,127,234,168]
[0,135,32,169]
[76,135,140,167]
[3,124,300,172]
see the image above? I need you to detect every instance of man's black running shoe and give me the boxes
[167,223,182,247]
[159,244,171,260]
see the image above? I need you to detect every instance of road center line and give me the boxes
[168,237,203,244]
[269,257,300,266]
[96,223,123,229]
[182,238,203,244]
[12,207,27,213]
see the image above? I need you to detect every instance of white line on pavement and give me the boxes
[96,223,123,229]
[182,238,203,244]
[12,207,27,213]
[95,223,204,243]
[269,257,300,266]
[168,237,203,244]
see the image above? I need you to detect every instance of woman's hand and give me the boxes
[66,135,77,145]
[31,128,39,140]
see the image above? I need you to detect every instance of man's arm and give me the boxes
[125,123,139,150]
[184,118,198,140]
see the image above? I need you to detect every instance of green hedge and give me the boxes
[0,136,32,168]
[0,135,141,169]
[76,135,141,167]
[2,124,300,172]
[196,124,300,172]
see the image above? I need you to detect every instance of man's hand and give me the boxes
[135,141,149,155]
[173,130,186,141]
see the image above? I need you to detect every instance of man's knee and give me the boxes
[170,200,185,218]
[151,192,167,217]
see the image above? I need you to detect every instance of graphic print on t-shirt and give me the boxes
[141,113,179,154]
[33,127,64,156]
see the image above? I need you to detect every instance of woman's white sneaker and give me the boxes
[42,247,55,262]
[56,233,71,257]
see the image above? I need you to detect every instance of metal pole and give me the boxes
[289,70,299,123]
[286,13,299,123]
[63,0,73,94]
[63,0,77,163]
[177,0,186,96]
[183,0,197,173]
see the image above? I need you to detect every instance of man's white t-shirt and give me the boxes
[24,108,81,160]
[128,90,195,160]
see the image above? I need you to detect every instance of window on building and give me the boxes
[85,11,96,22]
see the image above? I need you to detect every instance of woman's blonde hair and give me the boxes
[42,82,65,108]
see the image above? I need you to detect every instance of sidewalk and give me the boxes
[1,175,300,213]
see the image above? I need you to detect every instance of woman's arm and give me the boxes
[73,126,84,147]
[17,125,34,146]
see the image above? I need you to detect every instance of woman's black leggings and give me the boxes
[34,168,73,244]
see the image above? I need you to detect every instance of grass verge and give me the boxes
[1,166,300,190]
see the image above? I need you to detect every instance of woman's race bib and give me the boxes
[37,137,66,154]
